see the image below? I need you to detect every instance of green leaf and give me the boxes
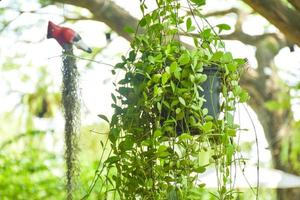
[148,55,155,64]
[178,133,193,141]
[154,129,162,137]
[115,62,125,69]
[174,70,181,80]
[210,51,223,61]
[216,23,231,33]
[202,122,213,133]
[119,138,134,151]
[141,139,151,146]
[157,102,162,112]
[201,28,211,39]
[190,0,206,6]
[163,101,170,109]
[226,128,236,137]
[97,114,110,123]
[226,113,234,127]
[227,63,237,72]
[171,81,176,92]
[170,61,178,73]
[111,93,116,103]
[105,156,120,164]
[226,144,235,165]
[154,86,163,97]
[109,128,120,143]
[189,74,195,83]
[178,53,190,65]
[202,108,208,116]
[128,50,136,62]
[233,85,242,96]
[162,72,170,85]
[157,145,170,157]
[118,78,129,85]
[239,90,250,103]
[191,104,200,111]
[196,74,207,83]
[171,100,179,107]
[194,166,206,173]
[152,74,161,83]
[140,17,147,27]
[176,111,184,120]
[178,97,186,106]
[155,53,163,62]
[221,52,233,63]
[235,58,246,66]
[186,17,195,32]
[124,25,135,34]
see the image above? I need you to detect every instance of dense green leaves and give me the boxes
[0,130,104,199]
[102,0,248,199]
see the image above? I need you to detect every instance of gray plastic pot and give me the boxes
[199,65,221,119]
[162,65,221,136]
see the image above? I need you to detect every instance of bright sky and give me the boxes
[1,0,300,166]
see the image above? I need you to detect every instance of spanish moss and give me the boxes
[62,45,81,200]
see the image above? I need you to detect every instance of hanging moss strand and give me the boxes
[62,45,81,200]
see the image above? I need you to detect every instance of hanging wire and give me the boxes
[242,103,260,200]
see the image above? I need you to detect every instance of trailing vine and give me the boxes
[95,0,249,199]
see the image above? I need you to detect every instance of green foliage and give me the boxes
[0,130,65,199]
[280,120,300,172]
[0,126,109,200]
[264,98,291,111]
[23,89,60,118]
[93,0,248,199]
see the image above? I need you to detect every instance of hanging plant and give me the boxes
[97,0,249,199]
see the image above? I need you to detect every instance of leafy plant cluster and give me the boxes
[99,0,249,199]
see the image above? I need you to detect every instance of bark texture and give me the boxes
[243,0,300,46]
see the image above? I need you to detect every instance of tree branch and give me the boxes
[187,7,240,17]
[51,0,138,41]
[179,30,283,46]
[288,0,300,12]
[63,16,94,22]
[184,6,288,47]
[243,0,300,46]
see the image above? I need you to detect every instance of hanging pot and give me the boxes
[199,65,221,119]
[161,65,222,136]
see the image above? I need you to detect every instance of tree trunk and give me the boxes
[243,37,300,200]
